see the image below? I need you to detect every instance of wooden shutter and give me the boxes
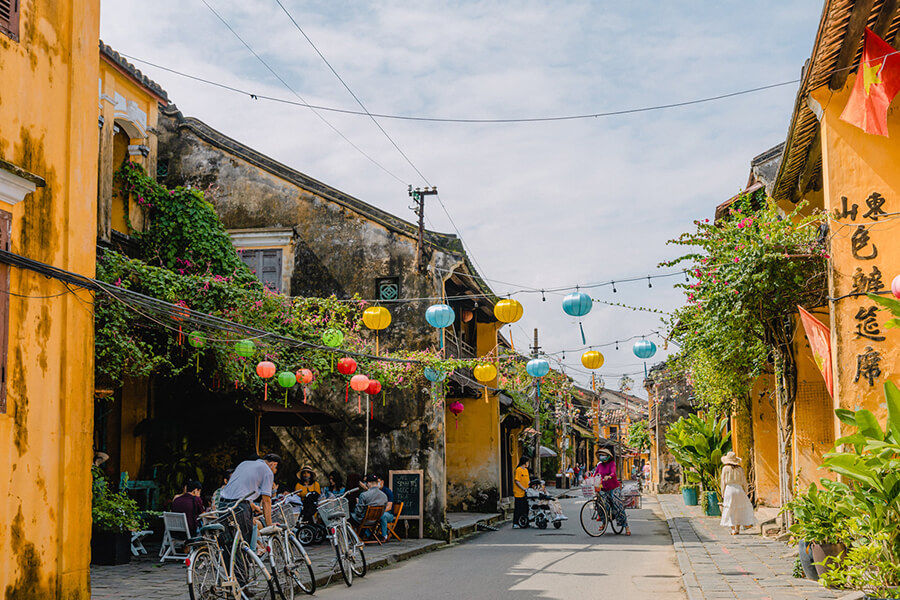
[0,210,10,413]
[0,0,19,42]
[259,249,282,293]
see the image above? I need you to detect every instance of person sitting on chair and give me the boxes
[171,480,204,536]
[350,474,386,530]
[376,475,395,541]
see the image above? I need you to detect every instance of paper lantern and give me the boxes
[277,371,296,388]
[322,329,344,347]
[893,274,900,299]
[494,299,523,324]
[256,361,276,379]
[366,379,382,395]
[235,339,255,357]
[424,367,446,383]
[562,292,592,317]
[526,358,550,378]
[448,400,465,429]
[425,304,455,328]
[350,374,370,392]
[473,363,497,383]
[461,309,474,323]
[363,306,392,330]
[336,357,358,375]
[633,340,657,359]
[296,369,314,384]
[581,351,604,370]
[188,331,205,348]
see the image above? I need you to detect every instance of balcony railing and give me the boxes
[443,329,476,359]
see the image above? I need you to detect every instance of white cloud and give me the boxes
[101,0,822,396]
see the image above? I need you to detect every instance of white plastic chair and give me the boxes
[159,512,191,562]
[131,529,153,556]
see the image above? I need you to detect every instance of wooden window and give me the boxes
[239,248,282,293]
[0,0,19,42]
[0,210,10,413]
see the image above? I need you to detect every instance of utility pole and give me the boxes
[531,328,541,478]
[409,185,438,273]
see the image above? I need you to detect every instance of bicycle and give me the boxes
[316,490,367,587]
[260,495,316,598]
[186,492,277,600]
[579,488,626,537]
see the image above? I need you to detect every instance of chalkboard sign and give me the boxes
[389,470,423,539]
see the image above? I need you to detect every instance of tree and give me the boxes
[626,420,651,452]
[664,196,827,510]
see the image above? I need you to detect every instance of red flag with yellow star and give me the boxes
[840,28,900,136]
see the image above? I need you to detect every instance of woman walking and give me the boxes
[592,447,630,536]
[719,451,756,535]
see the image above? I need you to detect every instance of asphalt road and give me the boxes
[318,494,686,599]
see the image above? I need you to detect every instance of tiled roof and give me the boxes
[99,42,169,103]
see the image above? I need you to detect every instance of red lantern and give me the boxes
[336,357,358,375]
[366,379,382,395]
[350,375,370,392]
[256,361,276,402]
[296,368,314,404]
[449,400,465,429]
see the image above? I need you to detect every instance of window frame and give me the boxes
[0,209,10,412]
[0,0,20,42]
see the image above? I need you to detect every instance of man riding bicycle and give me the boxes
[217,453,282,550]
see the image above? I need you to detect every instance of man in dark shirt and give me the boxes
[377,475,395,541]
[171,480,204,536]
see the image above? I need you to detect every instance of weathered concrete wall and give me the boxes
[155,106,484,532]
[0,1,100,597]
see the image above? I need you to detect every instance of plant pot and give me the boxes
[703,492,721,516]
[91,530,132,565]
[682,487,698,506]
[809,542,846,577]
[798,540,819,581]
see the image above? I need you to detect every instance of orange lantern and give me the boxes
[256,361,276,402]
[350,374,370,414]
[296,368,314,403]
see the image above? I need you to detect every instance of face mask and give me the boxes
[599,455,611,463]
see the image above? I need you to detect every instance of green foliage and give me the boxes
[792,556,805,579]
[665,412,732,493]
[626,420,651,451]
[811,382,900,594]
[782,480,853,545]
[663,197,827,413]
[92,467,147,533]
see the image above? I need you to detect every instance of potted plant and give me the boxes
[681,483,699,506]
[91,467,148,565]
[665,412,731,516]
[783,480,851,577]
[703,490,721,517]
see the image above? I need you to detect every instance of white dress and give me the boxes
[720,483,756,527]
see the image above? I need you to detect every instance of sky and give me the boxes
[100,1,824,398]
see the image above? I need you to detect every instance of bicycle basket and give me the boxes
[317,497,348,524]
[272,502,298,528]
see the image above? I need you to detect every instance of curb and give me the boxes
[657,495,703,600]
[313,539,446,589]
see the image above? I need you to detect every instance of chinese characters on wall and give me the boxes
[835,193,890,387]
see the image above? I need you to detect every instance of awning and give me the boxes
[571,423,596,439]
[539,446,557,457]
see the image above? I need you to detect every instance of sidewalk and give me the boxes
[657,494,840,600]
[91,536,443,599]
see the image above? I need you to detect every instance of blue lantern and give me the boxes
[633,340,657,359]
[424,367,446,383]
[562,291,592,344]
[425,303,455,350]
[526,358,550,378]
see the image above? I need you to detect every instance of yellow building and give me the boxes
[0,2,100,598]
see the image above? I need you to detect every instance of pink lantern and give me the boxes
[296,368,314,404]
[449,400,465,429]
[350,374,370,414]
[892,274,900,299]
[256,361,276,402]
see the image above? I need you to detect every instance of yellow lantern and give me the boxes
[362,306,391,356]
[473,363,498,403]
[581,350,604,370]
[493,299,523,324]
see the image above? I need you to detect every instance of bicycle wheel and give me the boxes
[237,544,276,600]
[288,535,316,595]
[296,524,316,546]
[187,546,219,600]
[268,535,291,600]
[580,499,608,537]
[346,526,367,578]
[333,527,353,587]
[605,492,625,535]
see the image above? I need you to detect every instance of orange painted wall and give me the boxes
[750,373,781,506]
[0,1,100,598]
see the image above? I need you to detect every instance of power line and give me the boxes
[197,0,406,185]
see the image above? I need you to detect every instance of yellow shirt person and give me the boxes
[514,463,530,498]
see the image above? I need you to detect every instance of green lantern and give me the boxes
[235,339,255,357]
[277,371,297,406]
[188,331,205,348]
[322,329,344,347]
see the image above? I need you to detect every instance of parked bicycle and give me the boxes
[186,492,277,600]
[579,489,625,537]
[316,490,366,587]
[260,495,316,597]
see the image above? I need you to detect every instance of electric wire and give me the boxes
[197,0,406,185]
